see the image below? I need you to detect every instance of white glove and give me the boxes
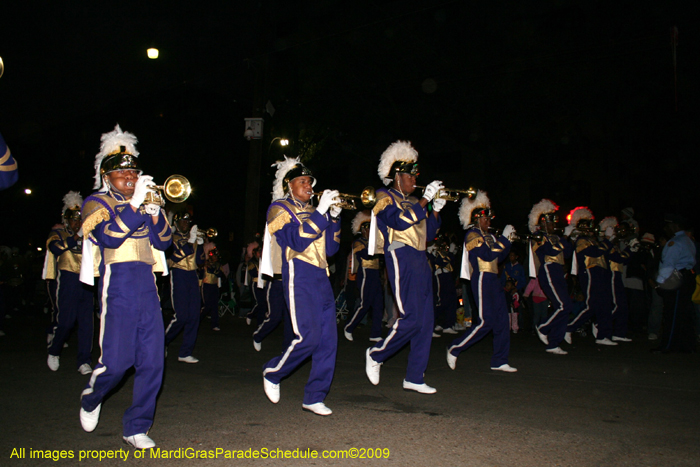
[196,236,204,245]
[449,242,457,254]
[77,228,84,238]
[129,175,155,209]
[629,238,640,252]
[605,226,615,240]
[188,224,199,243]
[432,198,447,212]
[502,224,516,241]
[563,225,574,236]
[145,204,160,216]
[316,190,339,216]
[422,180,444,202]
[329,205,342,218]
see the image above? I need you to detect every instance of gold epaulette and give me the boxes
[247,262,256,271]
[352,240,365,254]
[576,238,592,253]
[465,231,484,251]
[81,197,113,236]
[267,205,292,235]
[372,191,393,216]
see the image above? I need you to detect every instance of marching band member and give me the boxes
[245,245,268,328]
[528,199,573,355]
[446,191,517,372]
[261,156,341,416]
[344,210,384,343]
[428,234,460,335]
[78,124,172,449]
[600,217,636,342]
[45,191,94,374]
[0,131,18,190]
[164,212,205,363]
[564,207,617,346]
[365,140,444,394]
[201,243,225,331]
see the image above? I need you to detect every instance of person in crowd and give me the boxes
[164,212,205,363]
[447,190,517,372]
[344,210,384,343]
[201,243,226,331]
[652,214,696,353]
[504,278,520,334]
[78,124,172,449]
[428,234,460,335]
[365,140,444,394]
[523,277,549,332]
[260,156,341,415]
[44,191,94,374]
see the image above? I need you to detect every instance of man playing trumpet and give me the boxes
[364,140,445,394]
[260,156,341,416]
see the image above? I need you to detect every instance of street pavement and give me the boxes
[1,309,699,466]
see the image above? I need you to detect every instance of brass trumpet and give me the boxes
[415,185,477,201]
[313,186,377,210]
[197,228,218,239]
[143,174,192,207]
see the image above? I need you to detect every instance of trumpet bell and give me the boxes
[162,175,191,203]
[360,186,376,209]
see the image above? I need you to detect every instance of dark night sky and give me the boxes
[1,0,697,257]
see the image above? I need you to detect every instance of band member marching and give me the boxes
[428,234,460,335]
[165,212,205,363]
[565,207,617,346]
[45,191,94,374]
[0,130,18,190]
[446,190,517,372]
[527,199,573,355]
[599,217,635,342]
[364,140,445,394]
[260,156,341,416]
[201,243,226,331]
[344,210,384,343]
[78,124,172,449]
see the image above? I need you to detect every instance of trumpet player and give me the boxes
[78,124,172,449]
[201,243,226,331]
[528,199,573,355]
[599,217,635,342]
[44,191,94,374]
[446,190,517,372]
[260,156,341,416]
[344,211,384,343]
[165,212,206,363]
[565,207,617,346]
[364,140,445,394]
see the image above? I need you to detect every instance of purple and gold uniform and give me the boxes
[0,131,18,190]
[428,247,458,331]
[45,226,93,368]
[533,233,573,349]
[79,191,172,437]
[246,258,268,327]
[606,240,631,339]
[344,236,384,340]
[448,227,512,367]
[262,198,340,405]
[368,187,441,385]
[164,229,205,358]
[567,236,613,339]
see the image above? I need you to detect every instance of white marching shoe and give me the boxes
[302,402,332,416]
[80,404,101,432]
[365,348,382,385]
[446,349,457,370]
[564,332,572,344]
[344,330,353,342]
[263,377,280,403]
[491,363,518,373]
[123,433,156,449]
[78,363,93,375]
[612,336,632,342]
[402,380,437,394]
[596,338,618,346]
[536,326,549,345]
[253,340,262,352]
[47,355,60,371]
[546,347,568,355]
[178,356,199,363]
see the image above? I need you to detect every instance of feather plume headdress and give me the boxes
[528,199,559,233]
[458,190,491,229]
[271,156,315,201]
[62,191,83,218]
[377,140,419,186]
[93,124,140,190]
[351,210,371,235]
[598,216,618,232]
[568,206,594,226]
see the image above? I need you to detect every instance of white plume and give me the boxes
[351,210,371,235]
[528,199,558,233]
[93,124,139,190]
[568,206,593,226]
[271,155,309,201]
[598,216,618,232]
[62,191,83,215]
[458,190,490,229]
[377,140,418,185]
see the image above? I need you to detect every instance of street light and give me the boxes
[269,137,289,152]
[24,188,32,195]
[147,48,159,59]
